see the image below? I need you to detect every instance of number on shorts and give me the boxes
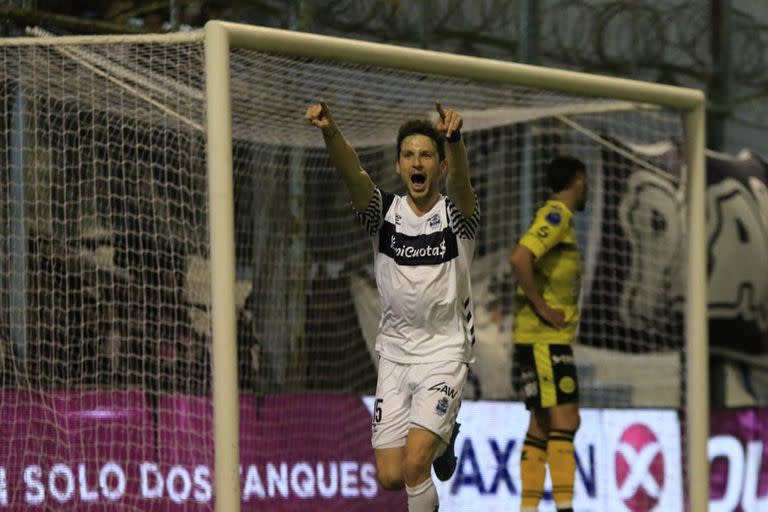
[373,398,383,423]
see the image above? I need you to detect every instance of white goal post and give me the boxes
[202,20,707,512]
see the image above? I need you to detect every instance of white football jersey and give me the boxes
[357,188,480,363]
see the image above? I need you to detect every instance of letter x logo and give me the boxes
[614,423,665,511]
[616,441,661,499]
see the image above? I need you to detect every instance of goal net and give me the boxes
[0,24,704,511]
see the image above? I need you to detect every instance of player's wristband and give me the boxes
[446,130,461,143]
[321,125,338,139]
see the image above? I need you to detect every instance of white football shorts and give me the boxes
[371,357,467,449]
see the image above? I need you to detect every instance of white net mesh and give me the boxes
[228,49,686,402]
[0,32,691,510]
[230,48,691,511]
[0,39,213,510]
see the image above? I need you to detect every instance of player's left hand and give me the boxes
[435,101,463,139]
[535,302,567,329]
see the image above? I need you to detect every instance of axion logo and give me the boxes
[614,423,665,512]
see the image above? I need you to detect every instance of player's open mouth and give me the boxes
[411,173,426,191]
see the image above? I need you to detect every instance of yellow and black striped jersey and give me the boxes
[514,200,581,345]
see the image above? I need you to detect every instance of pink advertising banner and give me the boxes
[0,391,404,511]
[709,407,768,511]
[9,391,766,511]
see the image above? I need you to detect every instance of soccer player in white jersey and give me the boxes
[305,99,479,512]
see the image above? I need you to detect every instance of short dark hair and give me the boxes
[544,155,586,192]
[396,120,445,162]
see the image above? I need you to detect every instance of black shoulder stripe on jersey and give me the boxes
[381,191,396,214]
[446,196,480,239]
[378,221,459,266]
[356,188,383,236]
[462,295,476,346]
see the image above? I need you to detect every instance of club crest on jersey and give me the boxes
[545,211,562,226]
[435,397,449,417]
[428,214,441,229]
[395,213,402,225]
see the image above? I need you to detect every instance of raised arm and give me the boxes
[304,101,375,211]
[436,101,475,218]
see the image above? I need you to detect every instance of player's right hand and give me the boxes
[536,303,567,329]
[304,101,333,129]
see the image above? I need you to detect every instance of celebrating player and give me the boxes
[305,99,479,511]
[509,155,587,512]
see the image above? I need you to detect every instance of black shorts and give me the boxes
[513,344,579,409]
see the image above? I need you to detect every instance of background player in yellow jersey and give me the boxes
[509,155,588,512]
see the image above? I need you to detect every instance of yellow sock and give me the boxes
[548,429,576,510]
[520,434,547,510]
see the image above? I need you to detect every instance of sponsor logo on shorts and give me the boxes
[552,354,575,365]
[428,382,458,399]
[559,376,576,394]
[435,397,449,417]
[523,381,538,398]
